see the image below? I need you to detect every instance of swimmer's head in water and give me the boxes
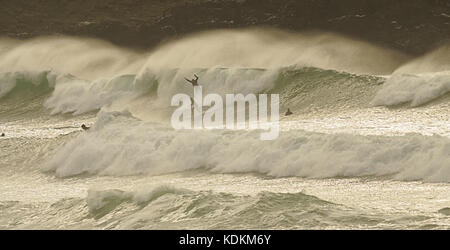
[285,108,293,116]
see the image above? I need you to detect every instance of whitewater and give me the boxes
[0,28,449,229]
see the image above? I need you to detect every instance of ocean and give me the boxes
[0,29,449,229]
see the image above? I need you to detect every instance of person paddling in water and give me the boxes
[285,108,293,116]
[185,74,199,86]
[81,124,90,131]
[1,132,5,137]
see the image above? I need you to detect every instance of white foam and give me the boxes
[45,111,450,182]
[44,74,137,115]
[372,72,450,107]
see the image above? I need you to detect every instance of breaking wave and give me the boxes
[0,29,449,118]
[43,109,450,182]
[0,67,379,119]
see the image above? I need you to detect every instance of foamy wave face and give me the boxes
[44,74,137,115]
[44,110,450,182]
[372,72,450,107]
[38,67,279,116]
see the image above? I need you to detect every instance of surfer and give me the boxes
[285,108,293,116]
[81,124,90,131]
[185,74,199,86]
[1,132,4,137]
[190,97,195,109]
[190,97,202,112]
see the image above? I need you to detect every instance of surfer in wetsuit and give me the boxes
[81,124,90,131]
[285,108,293,116]
[1,132,4,137]
[185,74,199,86]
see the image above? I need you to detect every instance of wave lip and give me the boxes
[44,74,137,115]
[86,186,189,214]
[0,70,55,99]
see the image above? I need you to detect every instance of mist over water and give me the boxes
[394,45,450,74]
[1,28,447,116]
[141,28,410,75]
[1,28,449,229]
[0,36,146,80]
[0,28,411,78]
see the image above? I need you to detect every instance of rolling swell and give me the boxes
[1,184,445,229]
[0,185,386,229]
[83,187,352,229]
